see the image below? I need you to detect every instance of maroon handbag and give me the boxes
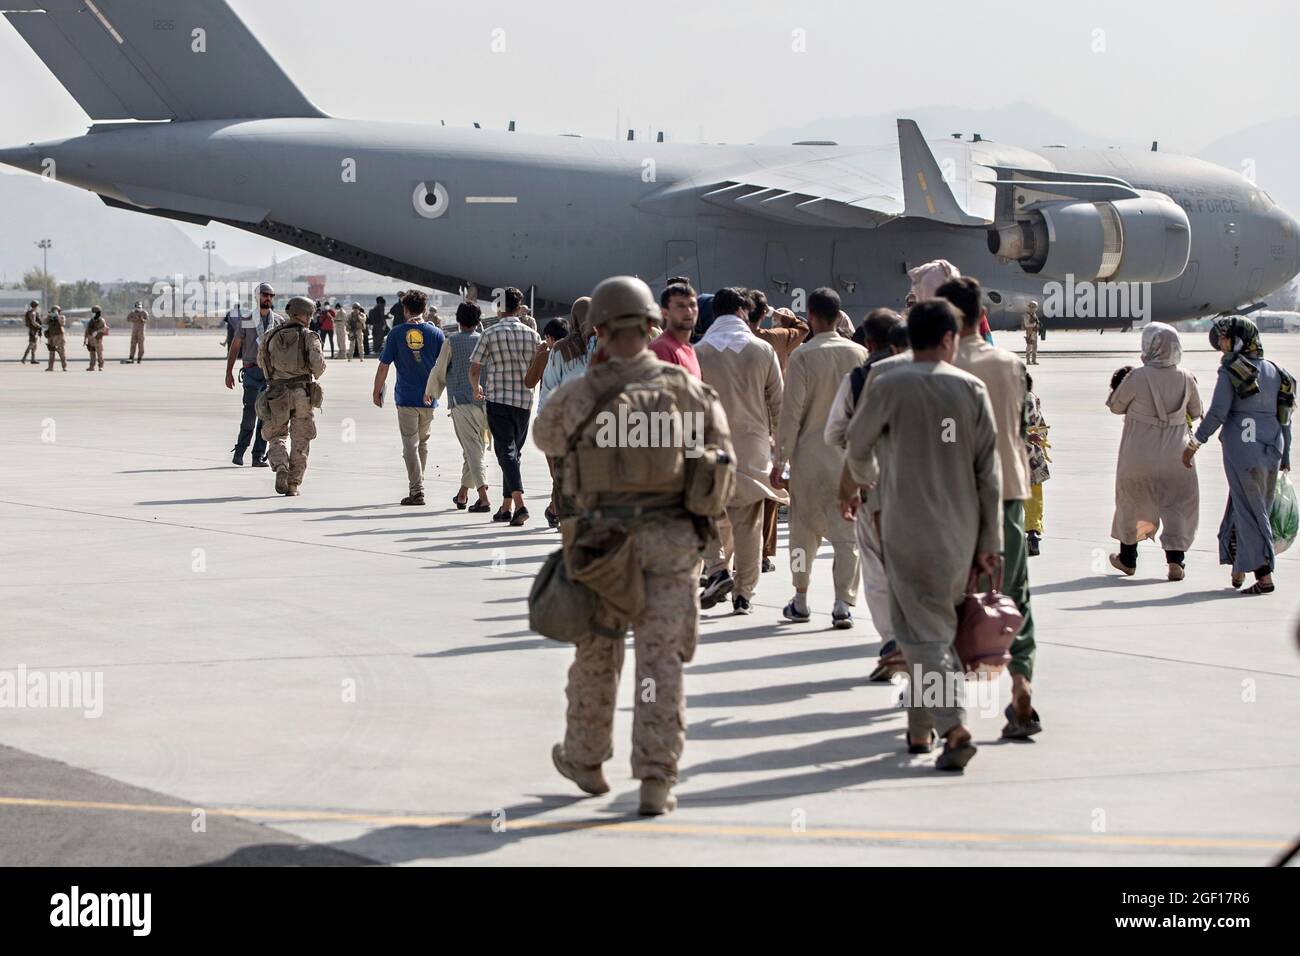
[954,562,1023,675]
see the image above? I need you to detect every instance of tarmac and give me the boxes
[1,328,1297,866]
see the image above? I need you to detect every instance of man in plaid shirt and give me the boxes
[470,287,541,525]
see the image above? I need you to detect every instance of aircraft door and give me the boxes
[665,240,699,290]
[764,241,792,294]
[1176,260,1199,300]
[831,240,870,309]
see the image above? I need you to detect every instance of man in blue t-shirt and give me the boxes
[372,289,445,505]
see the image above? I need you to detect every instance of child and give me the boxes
[1024,373,1051,555]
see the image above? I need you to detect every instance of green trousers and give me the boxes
[1003,500,1036,679]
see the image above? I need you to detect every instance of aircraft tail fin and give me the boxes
[3,0,324,121]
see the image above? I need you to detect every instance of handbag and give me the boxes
[954,561,1024,675]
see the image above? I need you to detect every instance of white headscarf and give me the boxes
[1140,322,1182,368]
[908,259,961,301]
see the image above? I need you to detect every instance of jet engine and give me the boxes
[987,192,1190,283]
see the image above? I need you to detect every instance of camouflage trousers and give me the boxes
[261,386,316,485]
[86,340,103,369]
[46,338,66,369]
[564,517,703,784]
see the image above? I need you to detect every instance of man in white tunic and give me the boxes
[844,300,1002,771]
[773,287,868,627]
[696,287,784,614]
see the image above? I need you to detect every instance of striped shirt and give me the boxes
[444,330,483,409]
[470,315,541,410]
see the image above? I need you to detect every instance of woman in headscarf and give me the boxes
[1106,323,1203,579]
[1183,316,1294,594]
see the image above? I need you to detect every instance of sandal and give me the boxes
[1231,572,1245,589]
[1242,581,1275,595]
[452,494,467,510]
[545,507,560,529]
[509,507,530,527]
[936,737,978,772]
[1000,702,1043,740]
[906,730,937,755]
[467,501,492,514]
[492,508,513,522]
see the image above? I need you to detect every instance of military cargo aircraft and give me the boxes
[3,0,1297,328]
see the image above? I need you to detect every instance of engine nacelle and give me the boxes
[987,192,1190,283]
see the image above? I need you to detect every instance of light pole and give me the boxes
[35,238,51,314]
[202,240,216,326]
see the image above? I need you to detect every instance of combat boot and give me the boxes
[232,446,245,466]
[274,470,289,495]
[285,484,301,497]
[551,743,609,795]
[638,779,677,816]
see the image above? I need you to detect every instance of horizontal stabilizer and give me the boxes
[3,0,324,121]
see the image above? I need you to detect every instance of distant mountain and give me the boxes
[0,171,239,284]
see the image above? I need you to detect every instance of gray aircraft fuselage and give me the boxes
[3,118,1297,327]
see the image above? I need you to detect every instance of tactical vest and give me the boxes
[561,366,735,517]
[261,322,322,409]
[264,323,314,383]
[564,370,688,500]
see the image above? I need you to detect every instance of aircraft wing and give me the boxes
[651,120,1001,229]
[692,146,905,229]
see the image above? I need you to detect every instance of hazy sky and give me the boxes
[1,0,1296,266]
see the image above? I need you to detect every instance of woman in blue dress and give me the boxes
[1183,316,1294,594]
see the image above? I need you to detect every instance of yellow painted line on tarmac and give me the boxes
[0,796,1283,851]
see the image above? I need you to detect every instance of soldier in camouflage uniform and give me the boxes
[258,296,326,496]
[83,306,108,371]
[534,275,734,815]
[127,301,149,363]
[21,300,41,365]
[44,308,67,372]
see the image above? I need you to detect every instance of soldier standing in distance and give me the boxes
[127,301,149,363]
[1022,300,1040,365]
[21,300,41,364]
[83,306,108,371]
[534,275,735,816]
[44,307,67,371]
[258,296,326,496]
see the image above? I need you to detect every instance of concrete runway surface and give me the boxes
[1,329,1297,866]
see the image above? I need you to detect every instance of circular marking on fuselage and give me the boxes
[413,181,449,219]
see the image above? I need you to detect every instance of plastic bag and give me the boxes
[1271,471,1299,555]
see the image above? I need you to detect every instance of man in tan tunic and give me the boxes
[1106,322,1202,579]
[773,287,868,627]
[844,300,1002,770]
[127,302,149,363]
[940,276,1040,740]
[695,287,784,614]
[334,300,349,359]
[748,297,807,569]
